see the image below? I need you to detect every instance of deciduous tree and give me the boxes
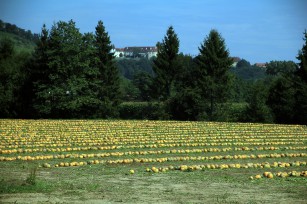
[32,20,103,118]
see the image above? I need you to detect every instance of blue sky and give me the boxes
[1,0,306,63]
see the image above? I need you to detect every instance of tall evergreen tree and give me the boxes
[267,75,297,124]
[297,30,307,82]
[152,26,180,100]
[31,24,51,116]
[267,31,307,124]
[94,20,121,117]
[195,29,233,120]
[294,30,307,124]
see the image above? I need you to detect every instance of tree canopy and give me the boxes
[195,29,233,120]
[1,19,307,124]
[152,26,180,100]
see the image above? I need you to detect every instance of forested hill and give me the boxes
[116,57,268,82]
[0,20,38,54]
[1,19,306,124]
[0,19,267,82]
[0,31,36,54]
[0,19,39,42]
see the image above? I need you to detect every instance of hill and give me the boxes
[0,19,38,53]
[0,31,36,54]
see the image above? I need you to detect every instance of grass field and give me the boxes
[0,119,306,203]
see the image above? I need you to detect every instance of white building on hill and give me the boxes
[111,46,157,59]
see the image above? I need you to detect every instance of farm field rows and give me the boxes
[0,119,306,203]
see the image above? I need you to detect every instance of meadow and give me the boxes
[0,119,306,203]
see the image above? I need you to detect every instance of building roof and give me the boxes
[255,63,267,68]
[116,46,157,52]
[231,57,241,62]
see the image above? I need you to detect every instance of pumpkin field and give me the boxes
[0,119,306,203]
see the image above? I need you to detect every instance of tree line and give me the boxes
[0,19,306,124]
[0,19,39,42]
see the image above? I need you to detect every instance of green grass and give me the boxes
[0,159,306,203]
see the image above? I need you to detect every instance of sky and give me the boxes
[1,0,307,64]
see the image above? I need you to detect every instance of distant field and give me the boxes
[0,119,306,203]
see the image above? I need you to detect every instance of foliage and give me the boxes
[25,167,37,185]
[267,75,296,124]
[118,102,163,119]
[266,31,307,125]
[31,20,103,118]
[0,19,39,42]
[236,59,251,68]
[167,87,206,121]
[230,66,266,81]
[119,77,140,101]
[294,30,307,124]
[1,19,307,124]
[195,29,233,120]
[152,26,180,100]
[132,71,152,101]
[116,58,154,80]
[293,78,307,124]
[245,81,273,123]
[0,38,31,118]
[228,76,252,103]
[296,30,307,83]
[266,60,297,76]
[94,20,122,118]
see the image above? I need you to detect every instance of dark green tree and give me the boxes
[117,58,153,80]
[152,26,180,100]
[173,53,195,90]
[236,59,251,68]
[167,54,206,120]
[245,81,273,123]
[0,38,30,117]
[94,20,121,118]
[267,31,307,124]
[296,30,307,82]
[0,37,14,59]
[31,24,50,116]
[119,77,140,101]
[267,75,296,124]
[195,29,233,120]
[266,61,297,76]
[133,71,152,101]
[294,30,307,124]
[32,20,103,118]
[168,87,205,121]
[228,76,252,103]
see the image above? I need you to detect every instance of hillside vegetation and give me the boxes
[0,31,36,54]
[0,19,306,124]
